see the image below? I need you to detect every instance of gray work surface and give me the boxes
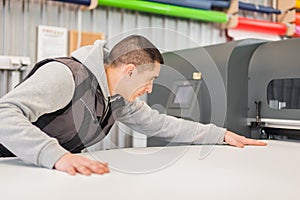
[0,140,299,200]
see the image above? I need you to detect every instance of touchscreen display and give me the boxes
[173,85,194,105]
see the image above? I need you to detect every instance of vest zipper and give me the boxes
[100,97,111,124]
[79,98,98,124]
[80,97,111,125]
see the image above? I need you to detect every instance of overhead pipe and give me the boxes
[48,0,98,9]
[97,0,228,23]
[140,1,282,15]
[234,17,289,35]
[144,0,214,10]
[49,0,91,6]
[145,0,230,10]
[238,2,281,14]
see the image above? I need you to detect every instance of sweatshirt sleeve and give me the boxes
[0,62,75,168]
[116,99,226,145]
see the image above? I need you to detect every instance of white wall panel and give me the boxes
[2,0,9,55]
[21,1,29,56]
[92,7,106,33]
[122,10,137,33]
[9,0,21,56]
[29,1,41,63]
[0,1,4,54]
[163,18,177,51]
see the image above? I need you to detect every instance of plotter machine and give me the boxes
[147,38,300,145]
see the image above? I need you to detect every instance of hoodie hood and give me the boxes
[71,40,110,101]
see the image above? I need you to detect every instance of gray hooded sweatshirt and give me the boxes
[0,40,226,169]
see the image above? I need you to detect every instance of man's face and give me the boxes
[121,62,161,102]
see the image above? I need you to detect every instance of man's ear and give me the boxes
[124,64,136,77]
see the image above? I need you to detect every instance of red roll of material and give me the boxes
[234,17,287,35]
[294,25,300,37]
[296,13,300,25]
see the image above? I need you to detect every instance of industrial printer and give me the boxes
[147,38,300,145]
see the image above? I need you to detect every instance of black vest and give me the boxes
[0,57,125,156]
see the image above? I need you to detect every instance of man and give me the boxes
[0,35,266,176]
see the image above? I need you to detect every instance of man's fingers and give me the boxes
[233,141,245,148]
[90,161,110,174]
[89,159,109,167]
[240,136,266,146]
[76,165,92,176]
[76,159,110,175]
[54,153,110,175]
[244,138,267,146]
[225,131,267,148]
[66,167,76,176]
[89,164,109,174]
[233,138,266,148]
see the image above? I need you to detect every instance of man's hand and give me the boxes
[224,131,267,148]
[54,153,110,176]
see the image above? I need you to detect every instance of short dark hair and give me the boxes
[108,35,164,70]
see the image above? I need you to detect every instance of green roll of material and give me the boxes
[98,0,228,23]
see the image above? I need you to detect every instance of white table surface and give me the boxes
[0,140,299,200]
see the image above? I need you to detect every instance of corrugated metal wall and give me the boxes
[0,0,230,59]
[0,0,274,64]
[0,0,272,150]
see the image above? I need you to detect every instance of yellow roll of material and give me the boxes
[296,0,300,9]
